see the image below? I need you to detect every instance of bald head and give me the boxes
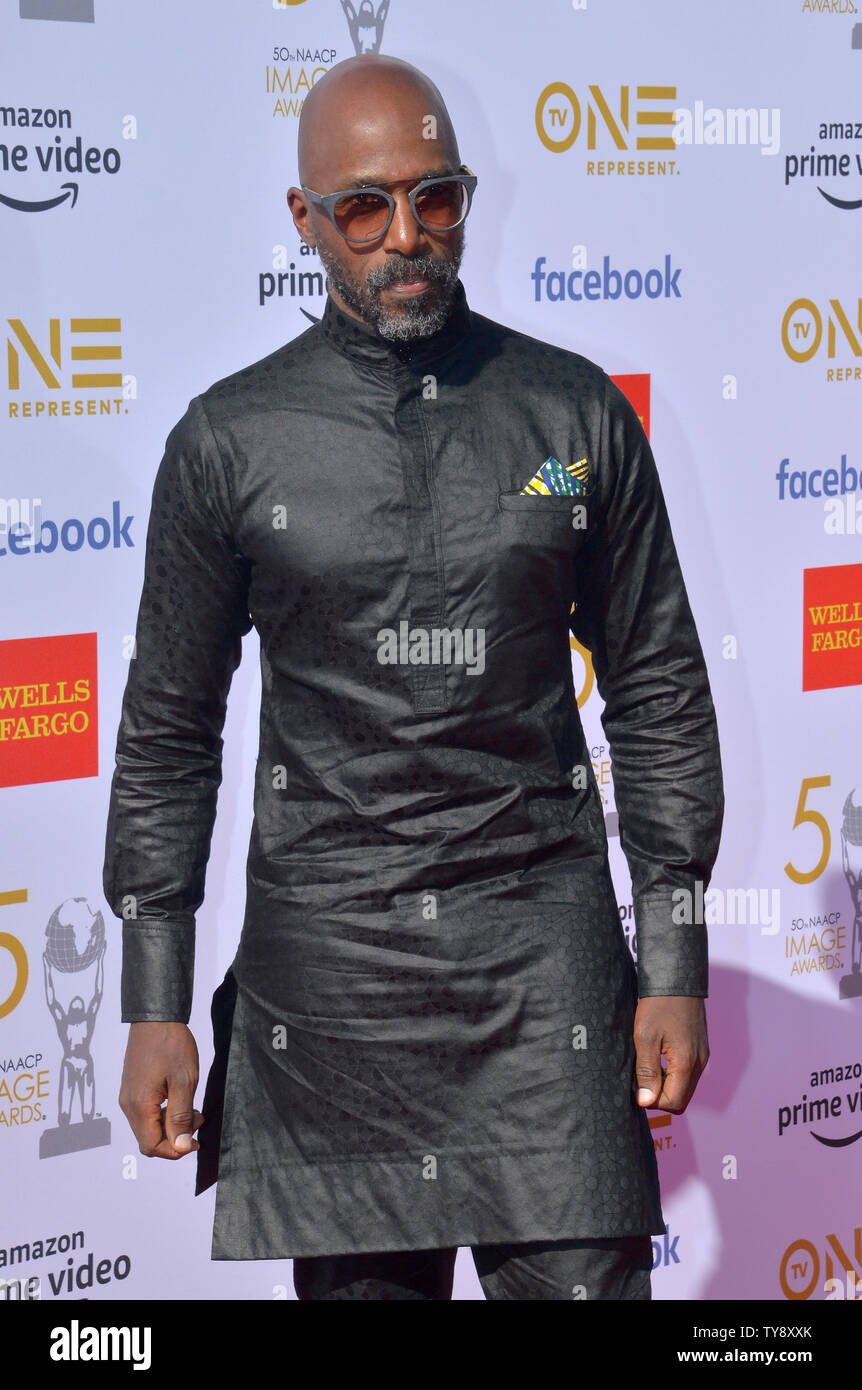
[297,55,460,189]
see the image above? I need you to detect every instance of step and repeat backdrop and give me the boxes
[1,0,861,1302]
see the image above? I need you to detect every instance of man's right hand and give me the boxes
[119,1021,204,1159]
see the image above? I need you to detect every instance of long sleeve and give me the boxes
[570,375,724,996]
[102,395,253,1022]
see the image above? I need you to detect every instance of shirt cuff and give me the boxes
[634,891,708,997]
[120,921,195,1022]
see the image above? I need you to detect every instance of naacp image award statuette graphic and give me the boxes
[40,897,111,1158]
[341,0,389,56]
[840,787,862,999]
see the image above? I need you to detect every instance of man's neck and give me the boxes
[319,279,472,369]
[326,284,369,327]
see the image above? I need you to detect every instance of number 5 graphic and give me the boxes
[784,776,831,885]
[0,933,28,1019]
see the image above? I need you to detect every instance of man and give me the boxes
[103,54,724,1301]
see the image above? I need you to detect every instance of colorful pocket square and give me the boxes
[519,457,591,496]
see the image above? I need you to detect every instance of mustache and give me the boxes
[366,255,458,291]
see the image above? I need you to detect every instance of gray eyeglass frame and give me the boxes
[299,165,477,243]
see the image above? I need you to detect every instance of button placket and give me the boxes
[393,369,448,715]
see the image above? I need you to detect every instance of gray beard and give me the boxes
[317,237,464,341]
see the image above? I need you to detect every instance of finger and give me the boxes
[164,1082,199,1154]
[146,1136,188,1160]
[138,1108,201,1160]
[126,1098,170,1157]
[173,1109,205,1154]
[131,1100,202,1159]
[634,1027,664,1106]
[656,1051,699,1113]
[155,1101,193,1160]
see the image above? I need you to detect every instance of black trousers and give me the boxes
[293,1234,653,1300]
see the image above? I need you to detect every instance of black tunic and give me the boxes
[102,283,724,1259]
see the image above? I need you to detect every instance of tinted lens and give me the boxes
[333,191,391,239]
[414,180,468,228]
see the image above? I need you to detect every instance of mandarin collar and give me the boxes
[319,279,472,370]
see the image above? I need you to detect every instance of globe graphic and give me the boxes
[44,898,106,973]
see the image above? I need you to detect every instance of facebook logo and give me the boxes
[651,1226,681,1269]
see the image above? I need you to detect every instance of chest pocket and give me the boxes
[497,489,588,544]
[498,490,583,513]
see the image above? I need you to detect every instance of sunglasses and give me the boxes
[300,165,478,243]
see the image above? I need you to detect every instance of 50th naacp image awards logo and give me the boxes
[266,0,390,118]
[782,776,862,995]
[40,897,111,1158]
[19,0,94,21]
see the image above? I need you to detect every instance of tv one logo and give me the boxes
[6,318,132,419]
[535,83,677,154]
[781,297,862,382]
[780,1228,862,1300]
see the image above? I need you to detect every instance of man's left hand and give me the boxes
[633,996,709,1113]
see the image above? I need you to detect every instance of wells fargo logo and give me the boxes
[781,296,862,383]
[535,83,678,177]
[5,317,132,420]
[802,564,862,691]
[780,1226,862,1299]
[613,372,651,439]
[0,633,97,787]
